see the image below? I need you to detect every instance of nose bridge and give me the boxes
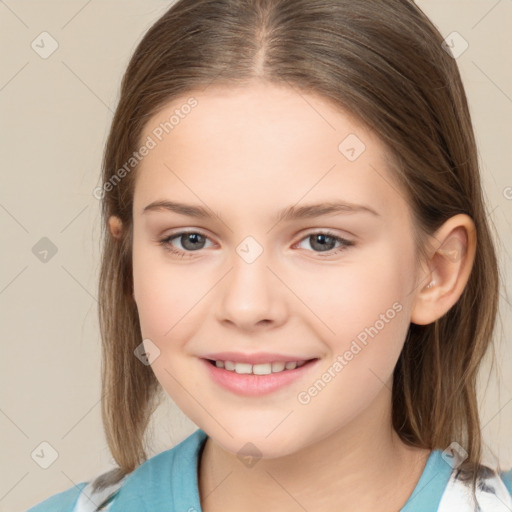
[217,234,286,327]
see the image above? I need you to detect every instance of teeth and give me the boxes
[224,361,236,371]
[271,361,285,372]
[213,359,308,375]
[234,363,252,374]
[253,363,272,375]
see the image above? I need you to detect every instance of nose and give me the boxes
[215,247,288,331]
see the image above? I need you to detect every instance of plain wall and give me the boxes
[1,1,511,510]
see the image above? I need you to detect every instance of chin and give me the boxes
[203,420,308,460]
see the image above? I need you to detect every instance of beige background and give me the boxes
[1,1,511,510]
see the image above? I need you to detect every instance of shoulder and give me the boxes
[438,462,512,511]
[26,429,208,512]
[26,482,89,512]
[502,467,512,496]
[25,477,127,512]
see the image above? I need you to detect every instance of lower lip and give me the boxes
[201,358,319,396]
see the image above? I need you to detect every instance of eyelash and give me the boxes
[158,230,354,259]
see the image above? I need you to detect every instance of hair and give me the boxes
[93,0,502,506]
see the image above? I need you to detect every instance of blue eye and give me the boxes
[159,230,354,258]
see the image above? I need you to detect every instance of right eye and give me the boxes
[159,231,214,257]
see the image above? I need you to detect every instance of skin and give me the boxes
[109,81,476,511]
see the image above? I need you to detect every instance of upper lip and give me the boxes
[201,352,318,365]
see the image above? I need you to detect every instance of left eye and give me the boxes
[159,230,354,258]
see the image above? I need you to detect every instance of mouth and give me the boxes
[204,358,315,375]
[200,356,320,396]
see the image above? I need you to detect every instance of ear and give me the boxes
[108,215,124,240]
[410,214,477,325]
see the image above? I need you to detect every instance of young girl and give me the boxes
[28,0,511,510]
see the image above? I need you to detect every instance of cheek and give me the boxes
[314,242,414,390]
[315,241,413,336]
[132,242,202,338]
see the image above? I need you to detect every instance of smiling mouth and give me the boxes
[204,358,318,375]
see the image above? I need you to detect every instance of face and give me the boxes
[130,82,422,458]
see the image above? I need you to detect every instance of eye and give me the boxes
[158,229,354,258]
[295,230,354,256]
[159,231,214,258]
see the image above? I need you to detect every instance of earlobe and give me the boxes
[108,215,124,240]
[410,214,477,326]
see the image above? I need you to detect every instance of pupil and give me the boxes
[183,233,204,250]
[312,234,334,252]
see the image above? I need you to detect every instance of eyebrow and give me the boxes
[142,199,380,222]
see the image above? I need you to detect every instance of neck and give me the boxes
[198,384,430,512]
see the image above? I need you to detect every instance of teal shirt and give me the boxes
[27,429,512,511]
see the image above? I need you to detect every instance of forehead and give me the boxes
[133,83,408,221]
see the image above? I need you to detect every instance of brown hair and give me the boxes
[94,0,501,505]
